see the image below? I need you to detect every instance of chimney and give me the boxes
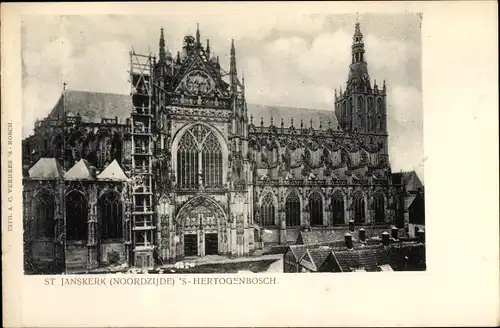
[417,229,425,243]
[349,220,355,232]
[344,233,353,249]
[391,226,399,240]
[358,228,366,242]
[382,231,390,246]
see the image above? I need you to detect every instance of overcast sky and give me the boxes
[21,13,423,181]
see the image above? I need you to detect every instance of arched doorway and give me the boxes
[175,196,226,257]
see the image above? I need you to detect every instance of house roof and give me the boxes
[334,242,425,272]
[97,159,129,181]
[28,158,64,179]
[64,159,93,180]
[45,90,340,130]
[392,171,424,191]
[297,230,344,245]
[308,247,334,270]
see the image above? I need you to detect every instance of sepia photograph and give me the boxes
[20,13,426,275]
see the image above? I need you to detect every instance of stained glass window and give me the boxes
[285,192,301,226]
[32,189,55,238]
[309,192,323,226]
[99,191,123,239]
[353,192,365,223]
[260,193,276,226]
[331,192,344,225]
[177,125,223,188]
[374,192,385,223]
[66,191,88,241]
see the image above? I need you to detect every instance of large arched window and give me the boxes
[309,192,323,226]
[202,133,223,187]
[331,192,344,225]
[97,136,111,169]
[177,125,223,188]
[357,96,364,113]
[66,191,88,241]
[285,192,301,226]
[374,192,385,223]
[353,192,365,224]
[376,98,383,114]
[99,191,123,239]
[32,189,55,238]
[260,193,276,226]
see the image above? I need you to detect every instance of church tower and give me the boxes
[335,21,388,154]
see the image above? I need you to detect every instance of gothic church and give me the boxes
[22,23,409,273]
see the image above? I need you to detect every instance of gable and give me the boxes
[172,51,229,97]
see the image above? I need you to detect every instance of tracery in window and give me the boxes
[32,189,55,238]
[285,191,301,226]
[309,192,323,226]
[66,191,88,241]
[177,125,223,188]
[260,193,276,226]
[374,192,385,223]
[331,192,344,225]
[99,191,123,239]
[353,192,365,223]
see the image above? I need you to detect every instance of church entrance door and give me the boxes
[184,234,198,256]
[205,233,218,255]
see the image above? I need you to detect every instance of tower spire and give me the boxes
[159,27,166,63]
[206,39,210,57]
[347,21,370,90]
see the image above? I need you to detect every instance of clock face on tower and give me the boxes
[183,70,214,95]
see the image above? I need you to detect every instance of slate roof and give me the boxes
[334,242,426,272]
[97,159,129,181]
[45,90,339,129]
[392,171,424,191]
[49,90,134,124]
[285,240,425,272]
[307,247,334,270]
[28,158,64,179]
[64,159,93,180]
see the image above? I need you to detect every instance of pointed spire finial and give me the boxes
[206,39,210,57]
[270,116,274,126]
[281,117,284,128]
[230,39,238,91]
[310,118,313,128]
[250,114,253,125]
[383,80,386,91]
[300,119,304,129]
[290,117,294,127]
[176,51,181,65]
[63,82,67,91]
[196,23,201,46]
[260,117,264,127]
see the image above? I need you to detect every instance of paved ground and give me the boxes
[158,253,283,270]
[265,258,284,273]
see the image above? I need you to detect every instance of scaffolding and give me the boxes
[129,50,156,269]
